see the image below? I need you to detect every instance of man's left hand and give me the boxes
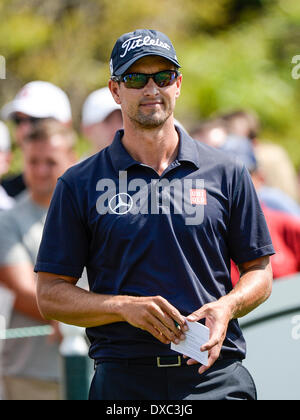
[184,300,232,375]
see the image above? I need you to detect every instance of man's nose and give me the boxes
[35,164,50,177]
[143,77,159,95]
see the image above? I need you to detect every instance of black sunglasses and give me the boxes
[12,116,45,126]
[112,70,180,89]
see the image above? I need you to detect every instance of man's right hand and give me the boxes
[36,272,188,338]
[118,295,188,345]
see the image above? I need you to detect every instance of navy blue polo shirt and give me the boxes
[35,128,275,362]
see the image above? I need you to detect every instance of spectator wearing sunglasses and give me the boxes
[35,29,274,401]
[1,81,72,198]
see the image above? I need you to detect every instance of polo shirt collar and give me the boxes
[108,127,200,173]
[108,130,139,173]
[176,127,201,168]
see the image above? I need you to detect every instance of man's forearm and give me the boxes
[221,257,273,320]
[185,256,273,374]
[37,277,127,327]
[37,273,187,345]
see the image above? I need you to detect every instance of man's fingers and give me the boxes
[198,364,210,375]
[200,336,219,352]
[186,307,207,323]
[198,347,220,374]
[153,308,181,338]
[156,298,187,332]
[186,358,199,366]
[183,345,217,369]
[149,297,187,339]
[123,295,187,344]
[146,313,182,344]
[144,321,171,345]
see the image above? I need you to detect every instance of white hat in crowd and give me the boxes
[81,87,121,126]
[1,81,72,123]
[0,121,11,152]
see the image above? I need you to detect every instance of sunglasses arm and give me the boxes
[111,76,122,83]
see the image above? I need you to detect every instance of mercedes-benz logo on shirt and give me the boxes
[109,193,134,215]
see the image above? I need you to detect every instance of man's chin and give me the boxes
[133,113,170,129]
[140,121,164,129]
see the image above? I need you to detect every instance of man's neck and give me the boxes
[121,117,179,176]
[30,191,51,209]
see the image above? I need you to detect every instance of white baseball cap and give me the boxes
[0,121,11,152]
[81,87,121,126]
[1,81,72,123]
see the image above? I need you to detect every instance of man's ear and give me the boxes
[108,80,121,105]
[175,74,183,99]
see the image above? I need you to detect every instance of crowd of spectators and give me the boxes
[0,81,299,399]
[190,110,300,284]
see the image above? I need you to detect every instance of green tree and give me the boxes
[0,0,299,169]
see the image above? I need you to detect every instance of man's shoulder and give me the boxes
[60,149,110,187]
[62,152,100,177]
[189,135,243,173]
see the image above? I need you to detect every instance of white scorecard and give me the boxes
[171,320,210,366]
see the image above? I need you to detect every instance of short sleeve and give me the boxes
[34,178,89,278]
[0,212,32,265]
[228,165,275,264]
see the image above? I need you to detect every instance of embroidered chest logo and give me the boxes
[189,189,207,205]
[109,193,134,215]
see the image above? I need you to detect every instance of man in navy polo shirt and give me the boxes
[35,29,275,400]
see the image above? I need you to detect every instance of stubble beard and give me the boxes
[130,103,172,129]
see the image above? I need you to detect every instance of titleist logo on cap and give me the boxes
[110,29,180,76]
[120,35,171,58]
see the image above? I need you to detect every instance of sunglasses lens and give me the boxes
[123,73,148,89]
[122,70,178,89]
[30,117,41,125]
[13,116,44,125]
[154,71,176,87]
[13,117,29,126]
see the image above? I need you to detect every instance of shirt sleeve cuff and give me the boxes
[34,262,84,279]
[232,244,275,265]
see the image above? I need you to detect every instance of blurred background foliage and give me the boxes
[1,0,300,171]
